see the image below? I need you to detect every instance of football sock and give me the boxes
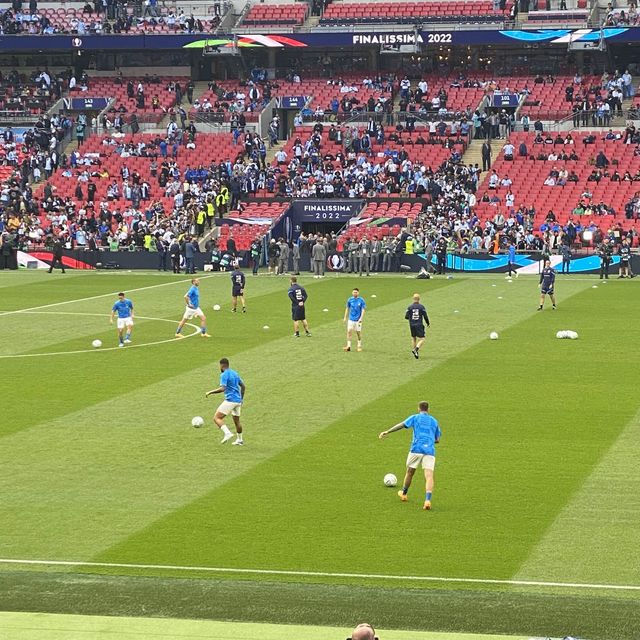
[426,492,432,501]
[176,326,182,334]
[347,340,351,348]
[125,332,131,340]
[201,326,207,334]
[119,336,124,344]
[402,487,409,495]
[357,341,362,348]
[221,425,232,437]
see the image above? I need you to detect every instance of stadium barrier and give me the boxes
[15,249,637,275]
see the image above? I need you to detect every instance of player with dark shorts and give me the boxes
[538,259,557,311]
[230,263,246,312]
[405,293,430,359]
[288,276,311,337]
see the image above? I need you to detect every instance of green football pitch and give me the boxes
[1,269,640,640]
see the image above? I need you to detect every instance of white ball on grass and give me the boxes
[92,339,102,348]
[489,332,499,340]
[383,473,398,487]
[556,331,566,339]
[263,325,270,330]
[371,294,377,298]
[568,330,579,340]
[213,304,221,311]
[323,308,329,312]
[592,285,598,289]
[191,416,205,428]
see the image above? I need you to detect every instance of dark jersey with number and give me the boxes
[231,269,245,292]
[288,283,307,308]
[405,303,430,327]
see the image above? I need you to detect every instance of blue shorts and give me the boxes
[541,286,554,295]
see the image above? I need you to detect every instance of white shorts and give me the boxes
[406,453,436,471]
[217,400,242,417]
[347,319,363,332]
[116,317,133,330]
[183,306,204,320]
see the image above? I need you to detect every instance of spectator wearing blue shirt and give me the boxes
[343,288,366,352]
[379,401,442,511]
[110,292,134,347]
[206,358,246,445]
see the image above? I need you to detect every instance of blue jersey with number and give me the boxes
[220,368,243,403]
[346,296,366,321]
[186,285,199,308]
[112,298,133,318]
[404,412,441,456]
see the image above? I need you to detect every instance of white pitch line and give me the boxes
[0,274,215,318]
[0,558,638,591]
[0,312,200,358]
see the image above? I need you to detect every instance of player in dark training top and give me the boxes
[538,259,557,311]
[405,293,430,359]
[288,276,311,337]
[230,263,246,312]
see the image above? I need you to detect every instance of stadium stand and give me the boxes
[320,1,508,25]
[240,2,309,27]
[474,132,640,235]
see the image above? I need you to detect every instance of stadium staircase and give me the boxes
[460,138,486,175]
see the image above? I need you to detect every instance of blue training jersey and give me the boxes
[540,267,556,287]
[508,246,516,263]
[346,296,366,321]
[220,368,244,403]
[112,298,133,318]
[404,412,441,456]
[186,285,199,308]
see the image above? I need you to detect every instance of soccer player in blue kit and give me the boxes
[205,357,246,445]
[538,259,557,311]
[379,401,441,511]
[110,292,134,347]
[343,287,366,352]
[175,278,210,338]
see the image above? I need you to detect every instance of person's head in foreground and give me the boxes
[349,622,379,640]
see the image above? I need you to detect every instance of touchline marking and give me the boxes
[0,312,200,358]
[0,558,638,591]
[0,274,215,317]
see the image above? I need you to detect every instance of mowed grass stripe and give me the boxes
[1,277,456,559]
[93,278,604,579]
[2,572,639,639]
[0,612,527,640]
[515,406,640,585]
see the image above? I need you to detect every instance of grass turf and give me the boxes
[1,270,639,639]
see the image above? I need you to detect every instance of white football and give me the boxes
[191,416,205,428]
[323,308,329,312]
[383,473,398,487]
[556,331,565,339]
[213,304,221,311]
[568,330,579,340]
[371,294,377,298]
[489,332,499,340]
[92,339,102,348]
[263,325,269,330]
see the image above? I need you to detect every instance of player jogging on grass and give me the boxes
[230,263,246,312]
[110,292,134,347]
[379,400,441,511]
[288,276,311,337]
[175,278,210,338]
[205,357,246,445]
[343,287,366,352]
[405,293,430,359]
[537,259,557,311]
